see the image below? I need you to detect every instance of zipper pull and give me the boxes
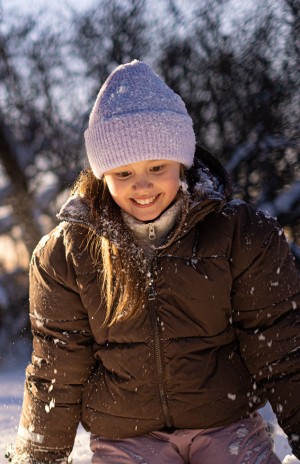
[149,224,156,240]
[148,279,156,300]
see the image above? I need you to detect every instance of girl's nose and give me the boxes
[132,176,153,190]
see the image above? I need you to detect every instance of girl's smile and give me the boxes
[104,160,181,221]
[130,194,159,206]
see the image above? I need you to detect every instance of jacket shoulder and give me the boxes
[221,199,279,226]
[219,199,282,242]
[31,221,91,285]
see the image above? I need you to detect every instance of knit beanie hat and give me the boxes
[84,60,196,178]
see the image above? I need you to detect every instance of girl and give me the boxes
[10,60,300,463]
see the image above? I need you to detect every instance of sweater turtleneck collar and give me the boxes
[121,196,184,251]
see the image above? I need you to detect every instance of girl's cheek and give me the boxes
[104,177,117,196]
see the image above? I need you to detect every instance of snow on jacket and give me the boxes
[15,150,300,462]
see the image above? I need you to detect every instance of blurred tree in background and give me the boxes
[0,0,299,356]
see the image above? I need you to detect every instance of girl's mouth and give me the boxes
[131,194,159,206]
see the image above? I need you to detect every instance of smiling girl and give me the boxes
[11,60,300,463]
[104,160,181,221]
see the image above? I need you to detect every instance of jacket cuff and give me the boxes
[6,451,71,464]
[10,460,70,464]
[9,459,70,464]
[11,438,72,464]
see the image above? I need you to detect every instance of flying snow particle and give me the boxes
[45,398,55,413]
[277,404,283,413]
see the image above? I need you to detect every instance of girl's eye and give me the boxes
[116,171,131,178]
[150,165,165,172]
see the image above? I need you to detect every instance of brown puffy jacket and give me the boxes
[15,152,300,463]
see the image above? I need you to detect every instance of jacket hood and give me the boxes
[187,145,232,201]
[182,145,232,231]
[57,145,232,245]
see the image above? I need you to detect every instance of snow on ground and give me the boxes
[0,341,299,463]
[0,341,91,463]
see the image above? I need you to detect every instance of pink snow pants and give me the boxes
[90,412,281,463]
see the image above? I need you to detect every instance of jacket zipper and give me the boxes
[148,223,156,240]
[148,276,172,428]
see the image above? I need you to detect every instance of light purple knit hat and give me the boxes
[84,60,196,178]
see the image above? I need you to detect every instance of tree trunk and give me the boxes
[0,116,42,256]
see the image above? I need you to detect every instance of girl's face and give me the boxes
[104,159,181,221]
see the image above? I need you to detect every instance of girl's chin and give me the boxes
[131,211,160,222]
[128,205,168,222]
[127,202,162,221]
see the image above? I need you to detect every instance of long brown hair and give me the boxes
[72,169,149,326]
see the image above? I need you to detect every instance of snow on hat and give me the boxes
[84,60,196,178]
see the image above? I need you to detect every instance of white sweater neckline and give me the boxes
[122,197,183,250]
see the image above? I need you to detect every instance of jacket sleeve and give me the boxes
[230,202,300,456]
[14,224,96,463]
